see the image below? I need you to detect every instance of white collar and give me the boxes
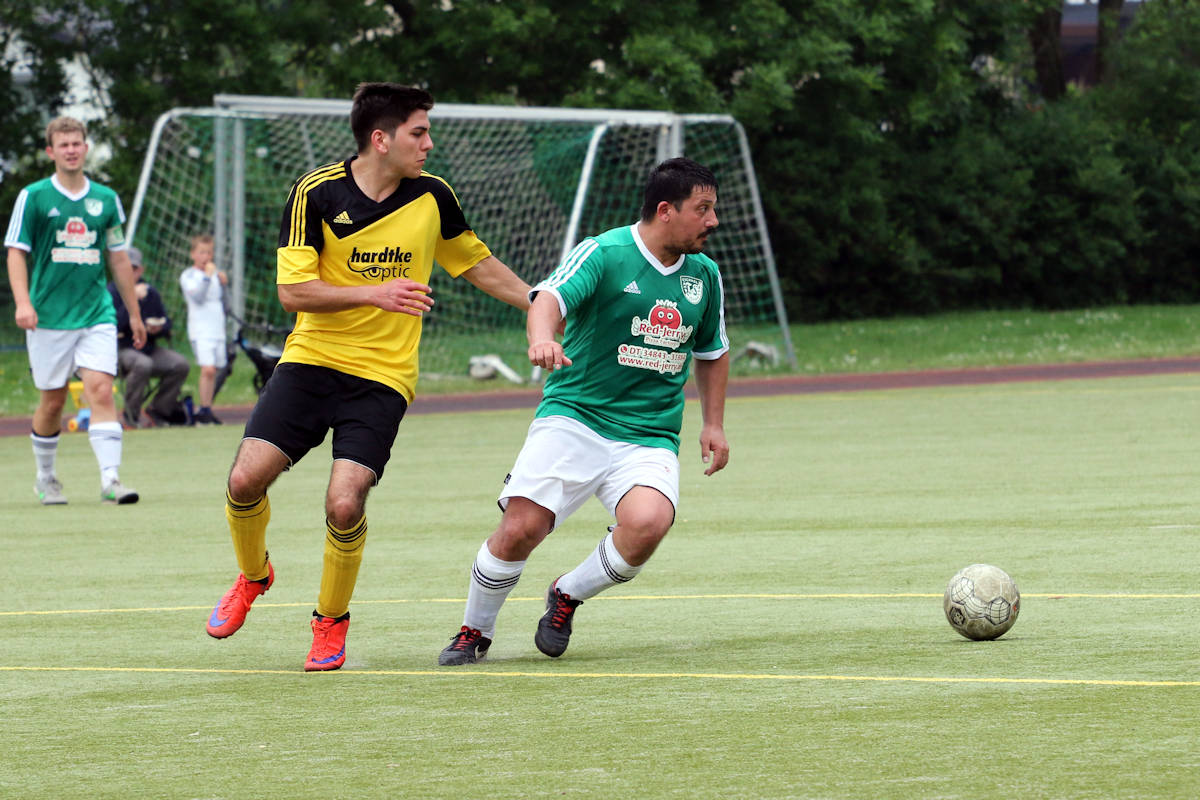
[51,174,91,202]
[630,223,684,276]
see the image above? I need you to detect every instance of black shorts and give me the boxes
[243,362,408,481]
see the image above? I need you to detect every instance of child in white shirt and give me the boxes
[179,233,227,424]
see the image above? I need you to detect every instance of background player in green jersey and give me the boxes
[440,157,731,665]
[4,116,144,506]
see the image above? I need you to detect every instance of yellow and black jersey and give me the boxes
[275,157,491,400]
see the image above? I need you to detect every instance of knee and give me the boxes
[618,505,674,543]
[612,510,673,567]
[40,393,67,417]
[325,494,365,530]
[489,507,553,560]
[227,463,267,503]
[126,360,151,381]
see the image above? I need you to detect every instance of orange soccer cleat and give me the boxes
[206,563,274,639]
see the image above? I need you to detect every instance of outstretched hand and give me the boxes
[372,278,434,316]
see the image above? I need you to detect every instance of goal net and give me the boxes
[127,96,795,383]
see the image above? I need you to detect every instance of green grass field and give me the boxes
[2,371,1199,798]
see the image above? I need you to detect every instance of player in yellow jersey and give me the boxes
[204,82,533,671]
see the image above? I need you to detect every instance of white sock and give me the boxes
[462,541,525,639]
[556,531,642,601]
[87,421,123,487]
[31,432,59,480]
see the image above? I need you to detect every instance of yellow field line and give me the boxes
[1,591,1196,617]
[0,664,1196,687]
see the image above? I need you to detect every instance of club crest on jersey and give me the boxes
[680,275,703,305]
[56,217,97,248]
[630,299,693,349]
[85,198,103,217]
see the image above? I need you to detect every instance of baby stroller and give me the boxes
[213,315,292,399]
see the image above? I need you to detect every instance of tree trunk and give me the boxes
[1028,5,1066,101]
[1096,0,1126,83]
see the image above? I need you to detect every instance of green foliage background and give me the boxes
[2,0,1198,321]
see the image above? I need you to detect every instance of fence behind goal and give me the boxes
[124,96,795,380]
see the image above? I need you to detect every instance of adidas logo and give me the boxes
[48,208,60,217]
[333,211,353,225]
[623,281,641,295]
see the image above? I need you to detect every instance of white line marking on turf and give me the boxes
[2,592,1198,617]
[0,665,1197,687]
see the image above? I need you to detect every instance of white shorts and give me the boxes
[190,337,228,368]
[26,324,118,390]
[499,415,680,529]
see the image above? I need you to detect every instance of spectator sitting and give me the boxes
[108,247,191,428]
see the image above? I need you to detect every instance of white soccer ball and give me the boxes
[943,563,1021,641]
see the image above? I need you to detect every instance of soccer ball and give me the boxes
[943,563,1020,640]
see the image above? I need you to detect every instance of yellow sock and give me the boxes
[317,516,366,619]
[225,491,271,582]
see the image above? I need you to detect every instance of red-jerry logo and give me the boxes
[650,302,681,329]
[631,299,692,349]
[55,216,97,249]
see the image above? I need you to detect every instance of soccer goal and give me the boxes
[128,95,796,381]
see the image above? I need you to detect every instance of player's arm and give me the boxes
[108,248,146,349]
[693,352,731,476]
[461,255,531,311]
[278,276,434,316]
[6,247,37,330]
[526,290,572,371]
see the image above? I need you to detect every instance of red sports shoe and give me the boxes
[305,612,350,671]
[205,563,274,639]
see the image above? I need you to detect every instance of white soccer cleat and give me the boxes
[100,481,140,505]
[35,475,68,506]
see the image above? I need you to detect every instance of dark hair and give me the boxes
[350,82,435,152]
[639,157,717,221]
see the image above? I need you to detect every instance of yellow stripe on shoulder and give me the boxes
[288,161,347,247]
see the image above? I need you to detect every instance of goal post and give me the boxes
[128,96,797,381]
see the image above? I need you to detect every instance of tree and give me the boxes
[0,0,395,236]
[6,0,1194,323]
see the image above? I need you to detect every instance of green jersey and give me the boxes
[4,175,128,329]
[534,223,729,453]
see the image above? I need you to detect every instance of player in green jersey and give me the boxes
[440,157,731,665]
[4,117,145,506]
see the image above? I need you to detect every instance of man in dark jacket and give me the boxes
[108,247,190,427]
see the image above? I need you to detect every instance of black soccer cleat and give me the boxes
[534,578,583,658]
[439,625,492,666]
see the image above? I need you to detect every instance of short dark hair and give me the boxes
[639,157,717,221]
[350,83,434,152]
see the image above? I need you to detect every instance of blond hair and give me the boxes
[45,117,87,147]
[190,233,214,248]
